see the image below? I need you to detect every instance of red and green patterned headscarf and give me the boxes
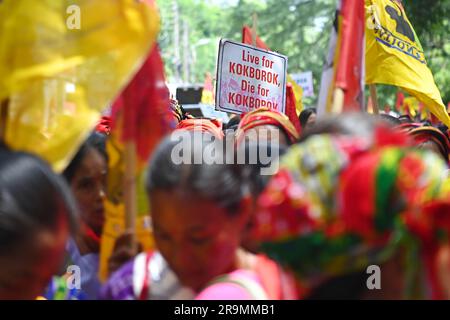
[254,128,450,299]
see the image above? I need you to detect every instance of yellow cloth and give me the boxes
[287,75,304,116]
[0,0,160,171]
[365,0,450,127]
[403,96,418,117]
[99,200,154,282]
[98,133,155,282]
[201,91,215,105]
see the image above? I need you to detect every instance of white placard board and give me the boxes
[215,39,287,114]
[291,71,314,97]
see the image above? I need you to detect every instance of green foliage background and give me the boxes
[156,0,450,109]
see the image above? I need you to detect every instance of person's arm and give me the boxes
[108,231,143,275]
[99,260,135,300]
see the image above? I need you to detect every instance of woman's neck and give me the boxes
[235,248,257,271]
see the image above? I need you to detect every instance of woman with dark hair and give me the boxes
[298,112,384,144]
[223,115,241,133]
[0,149,77,299]
[378,113,401,127]
[51,132,108,299]
[63,132,107,246]
[298,108,317,130]
[398,114,413,124]
[101,131,297,300]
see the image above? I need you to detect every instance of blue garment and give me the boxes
[65,238,101,300]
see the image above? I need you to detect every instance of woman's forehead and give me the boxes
[151,190,229,226]
[75,148,107,175]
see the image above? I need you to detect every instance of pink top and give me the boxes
[195,270,265,300]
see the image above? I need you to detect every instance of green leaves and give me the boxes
[157,0,449,107]
[402,1,450,104]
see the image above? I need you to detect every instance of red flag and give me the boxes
[242,25,269,50]
[430,113,440,125]
[367,95,374,114]
[395,92,405,113]
[99,0,174,282]
[111,46,175,166]
[334,0,365,111]
[285,83,301,134]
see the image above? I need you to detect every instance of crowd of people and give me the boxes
[0,101,449,300]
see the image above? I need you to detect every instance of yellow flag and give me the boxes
[201,72,215,105]
[287,75,304,116]
[0,0,160,171]
[365,0,450,127]
[403,96,419,118]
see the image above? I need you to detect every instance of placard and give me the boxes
[215,39,287,114]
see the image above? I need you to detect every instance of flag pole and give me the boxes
[123,111,137,251]
[332,88,345,113]
[0,99,9,142]
[369,84,380,115]
[252,13,258,46]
